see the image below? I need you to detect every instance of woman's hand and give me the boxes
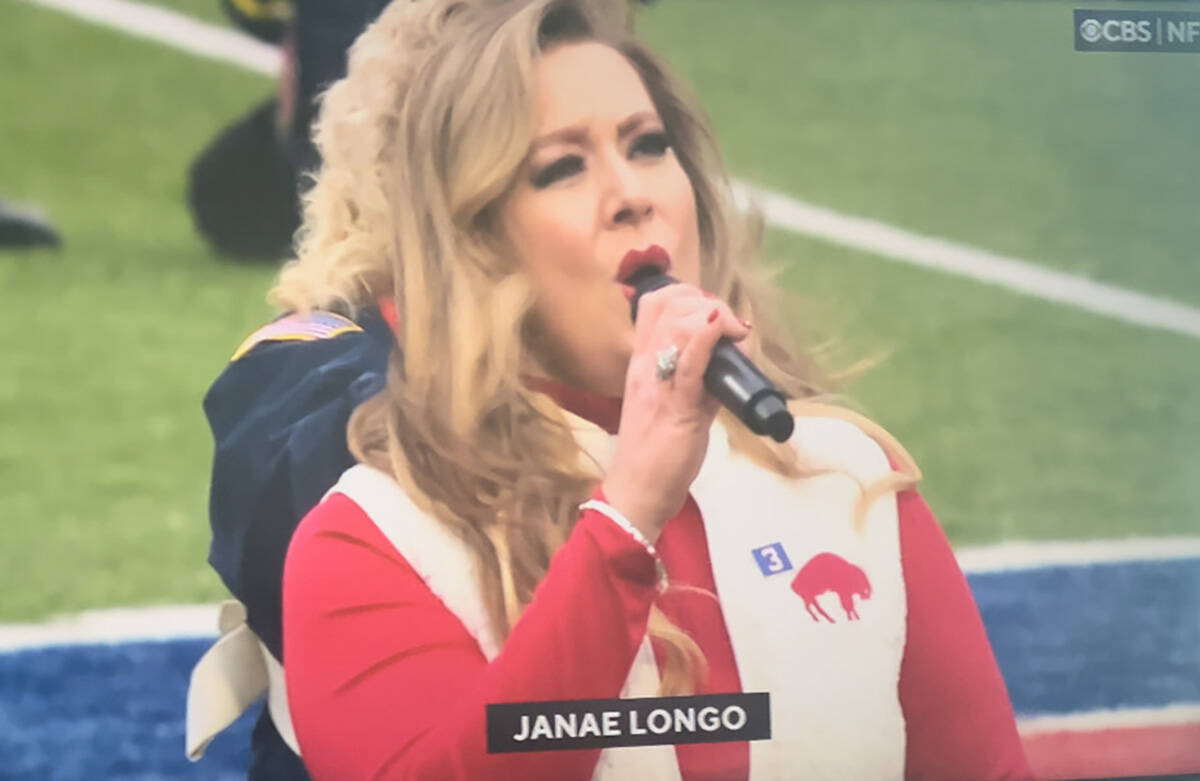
[601,284,752,543]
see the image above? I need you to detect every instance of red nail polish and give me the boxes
[707,308,719,323]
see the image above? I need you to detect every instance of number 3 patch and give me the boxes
[751,543,794,576]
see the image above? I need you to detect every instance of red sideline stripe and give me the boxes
[1021,723,1200,780]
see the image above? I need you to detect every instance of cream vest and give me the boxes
[188,408,910,780]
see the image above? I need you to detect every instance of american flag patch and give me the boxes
[229,311,362,362]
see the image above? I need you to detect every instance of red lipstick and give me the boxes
[616,245,671,302]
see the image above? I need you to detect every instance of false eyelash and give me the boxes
[529,131,672,189]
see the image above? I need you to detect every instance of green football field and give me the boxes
[1,0,1197,622]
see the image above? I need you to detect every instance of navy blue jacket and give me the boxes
[202,308,393,778]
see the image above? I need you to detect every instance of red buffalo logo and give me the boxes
[790,553,872,622]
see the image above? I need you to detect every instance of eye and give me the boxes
[530,155,584,188]
[631,131,670,158]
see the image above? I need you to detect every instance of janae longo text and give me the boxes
[486,692,770,753]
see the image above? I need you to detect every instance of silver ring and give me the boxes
[655,344,680,381]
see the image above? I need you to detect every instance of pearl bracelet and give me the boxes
[579,499,668,591]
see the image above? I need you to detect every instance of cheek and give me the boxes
[664,167,702,274]
[513,196,593,289]
[506,196,605,343]
[678,171,700,226]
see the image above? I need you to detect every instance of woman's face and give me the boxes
[499,41,701,398]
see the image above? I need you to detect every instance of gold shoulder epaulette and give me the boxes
[230,311,362,362]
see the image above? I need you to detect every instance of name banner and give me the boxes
[486,692,770,753]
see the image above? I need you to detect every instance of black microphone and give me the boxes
[628,267,795,443]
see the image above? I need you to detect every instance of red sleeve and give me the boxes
[282,487,659,781]
[896,488,1034,781]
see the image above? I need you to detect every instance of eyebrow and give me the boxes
[529,111,659,153]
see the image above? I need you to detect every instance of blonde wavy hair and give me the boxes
[272,0,921,695]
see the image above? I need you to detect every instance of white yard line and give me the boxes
[1018,703,1200,735]
[2,535,1197,651]
[0,604,219,652]
[18,0,1200,342]
[22,0,281,75]
[955,536,1200,574]
[732,183,1200,341]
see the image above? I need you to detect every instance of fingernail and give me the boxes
[739,318,753,329]
[702,291,717,299]
[707,308,719,324]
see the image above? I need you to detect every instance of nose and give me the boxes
[600,154,653,230]
[611,197,652,228]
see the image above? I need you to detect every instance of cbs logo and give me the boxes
[1079,18,1153,43]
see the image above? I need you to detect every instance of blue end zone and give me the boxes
[2,558,1197,776]
[969,558,1200,716]
[0,639,254,780]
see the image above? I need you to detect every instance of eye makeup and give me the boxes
[528,130,672,189]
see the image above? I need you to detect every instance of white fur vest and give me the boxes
[325,407,910,780]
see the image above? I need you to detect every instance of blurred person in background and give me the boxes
[187,0,389,261]
[187,0,652,262]
[188,0,1032,778]
[0,198,60,249]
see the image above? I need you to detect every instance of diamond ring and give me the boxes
[655,344,680,381]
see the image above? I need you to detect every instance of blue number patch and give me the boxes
[751,543,793,576]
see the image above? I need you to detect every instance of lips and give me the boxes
[615,245,671,285]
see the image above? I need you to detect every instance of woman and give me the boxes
[261,0,1033,778]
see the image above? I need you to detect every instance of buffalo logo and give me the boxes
[790,553,872,622]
